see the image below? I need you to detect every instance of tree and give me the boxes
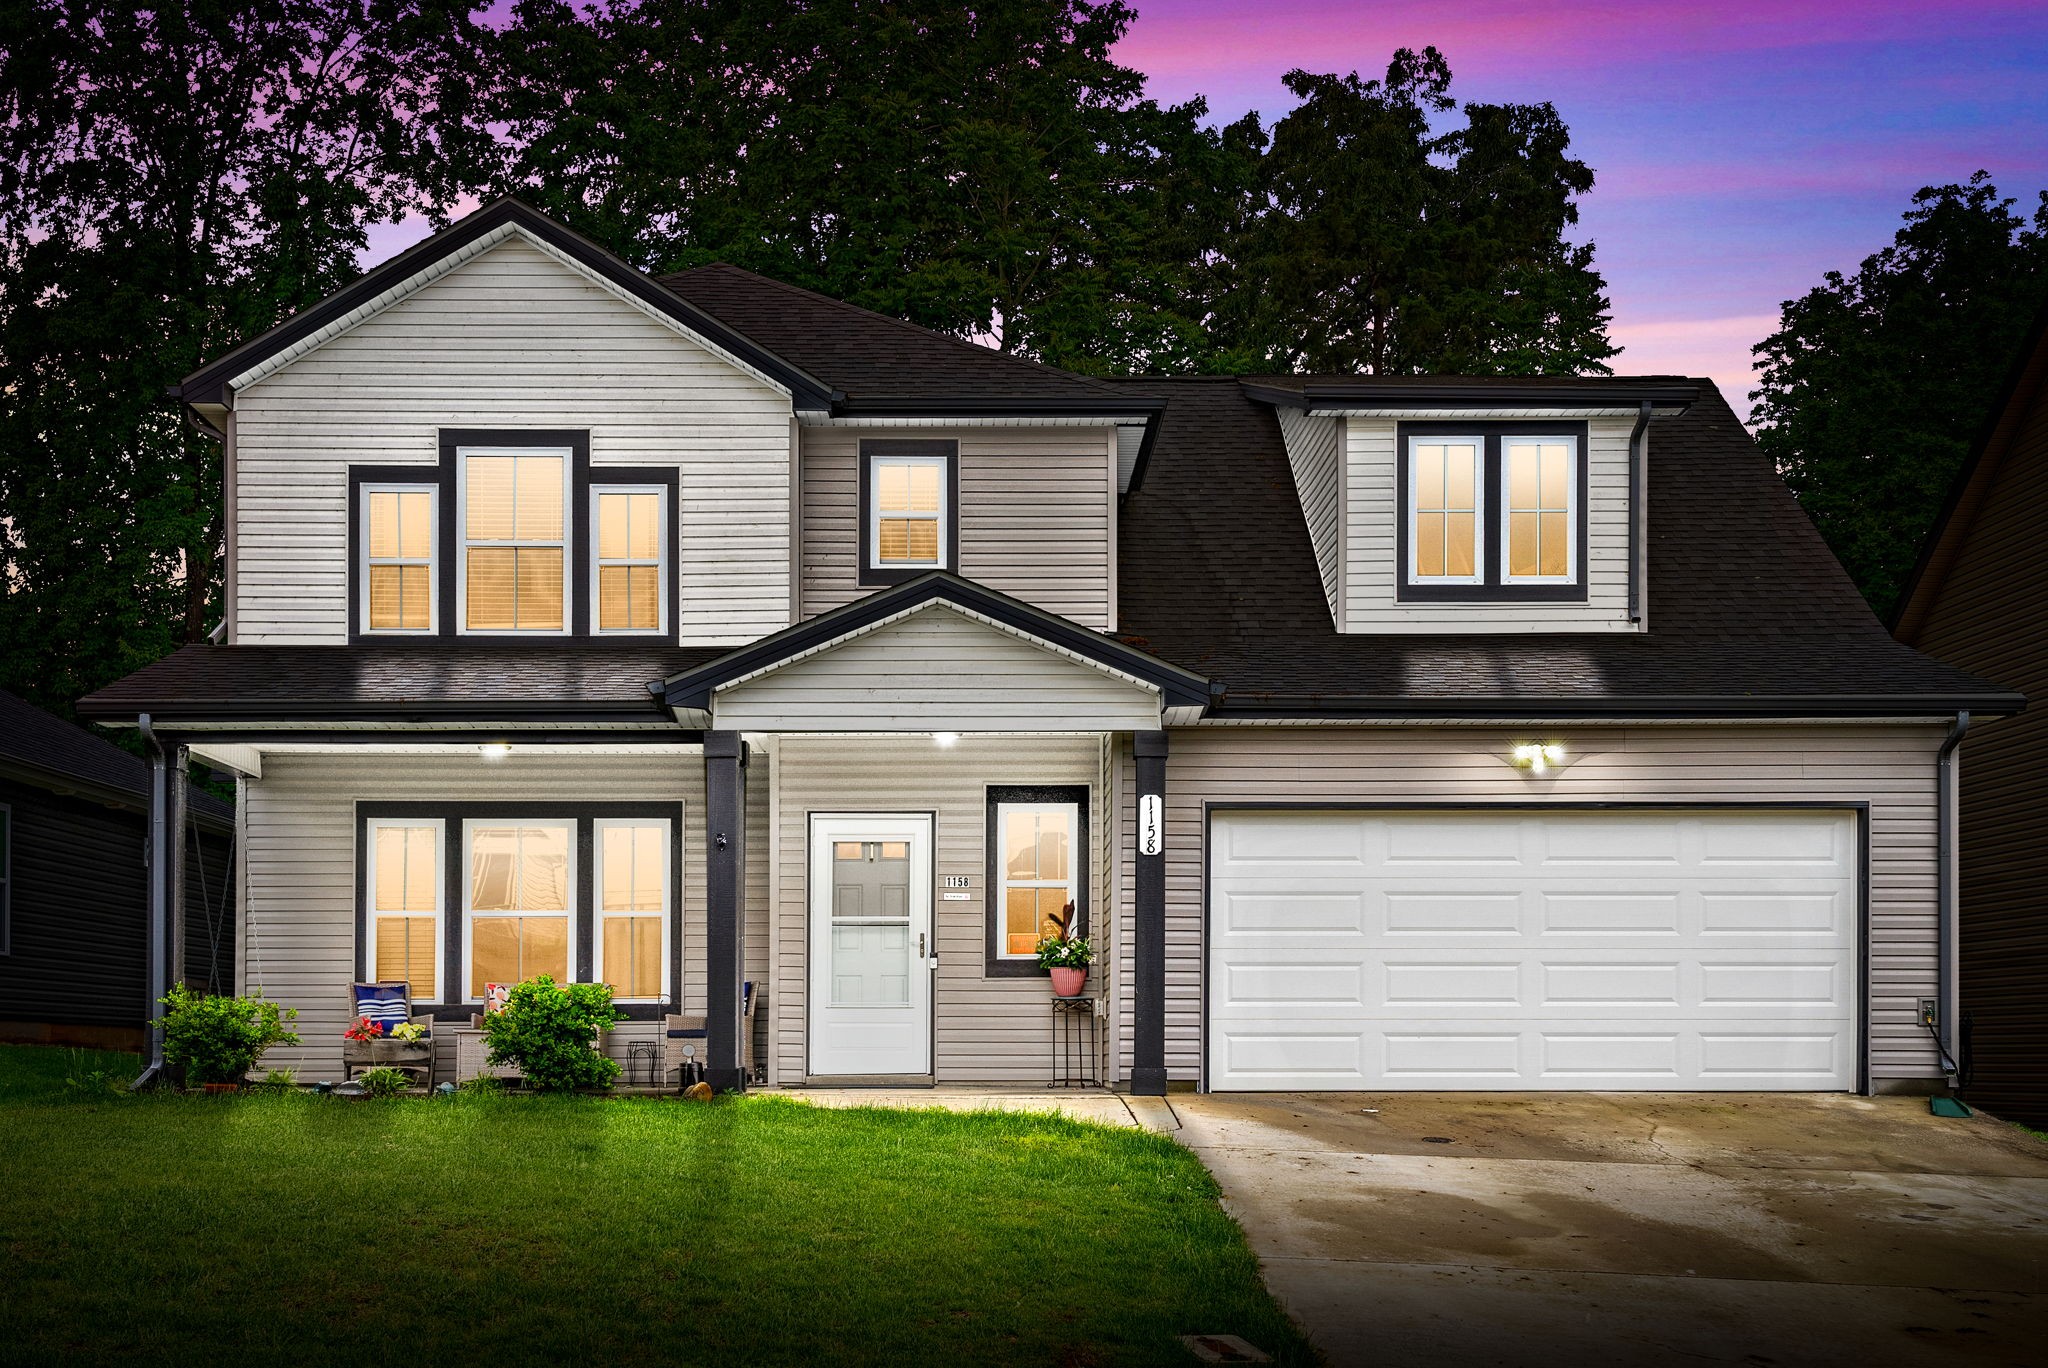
[484,0,1253,374]
[1217,49,1616,376]
[1753,173,2048,619]
[0,0,493,716]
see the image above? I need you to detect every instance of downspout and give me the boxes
[1627,401,1651,623]
[1932,711,1970,1088]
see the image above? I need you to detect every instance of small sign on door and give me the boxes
[1140,794,1163,855]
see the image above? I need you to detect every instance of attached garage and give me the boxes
[1206,808,1860,1092]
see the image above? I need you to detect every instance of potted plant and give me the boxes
[1035,903,1093,997]
[343,1015,433,1081]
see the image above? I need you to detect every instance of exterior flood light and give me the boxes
[480,742,513,760]
[1512,743,1565,774]
[933,732,960,748]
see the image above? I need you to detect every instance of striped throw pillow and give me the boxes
[353,984,410,1035]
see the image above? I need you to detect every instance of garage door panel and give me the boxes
[1209,809,1857,1091]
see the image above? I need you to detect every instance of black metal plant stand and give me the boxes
[1050,995,1100,1088]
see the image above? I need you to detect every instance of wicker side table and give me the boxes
[452,1027,520,1083]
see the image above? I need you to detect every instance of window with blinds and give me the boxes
[462,450,568,632]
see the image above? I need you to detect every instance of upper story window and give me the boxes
[1399,423,1586,603]
[860,439,957,585]
[362,486,437,633]
[348,432,677,642]
[592,488,666,633]
[461,448,569,633]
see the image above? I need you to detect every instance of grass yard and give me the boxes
[0,1046,1313,1367]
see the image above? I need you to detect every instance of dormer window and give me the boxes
[859,439,957,585]
[1398,423,1587,602]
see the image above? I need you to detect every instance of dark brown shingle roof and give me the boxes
[1111,376,2019,714]
[0,689,233,822]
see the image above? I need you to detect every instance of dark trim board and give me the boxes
[982,784,1090,978]
[1195,800,1873,1096]
[353,800,686,1020]
[1242,380,1700,410]
[1207,696,2026,719]
[1393,420,1591,605]
[856,439,960,587]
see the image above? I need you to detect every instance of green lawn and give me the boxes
[0,1046,1313,1367]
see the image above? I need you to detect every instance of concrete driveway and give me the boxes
[1171,1093,2048,1368]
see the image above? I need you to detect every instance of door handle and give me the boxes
[919,932,926,958]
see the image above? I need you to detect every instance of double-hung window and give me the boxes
[365,819,442,999]
[591,487,666,633]
[861,440,955,582]
[461,448,569,632]
[986,787,1087,973]
[595,820,669,1000]
[464,820,574,998]
[1400,426,1584,600]
[362,486,437,632]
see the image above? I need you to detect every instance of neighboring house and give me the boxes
[0,690,233,1049]
[79,199,2019,1095]
[1892,311,2048,1126]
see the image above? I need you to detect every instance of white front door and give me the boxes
[808,814,934,1077]
[1208,809,1858,1091]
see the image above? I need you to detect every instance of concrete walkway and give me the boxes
[1173,1092,2048,1368]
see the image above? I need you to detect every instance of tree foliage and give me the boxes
[1219,49,1616,375]
[1753,173,2048,619]
[0,0,492,716]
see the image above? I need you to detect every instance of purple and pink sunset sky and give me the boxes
[367,1,2048,414]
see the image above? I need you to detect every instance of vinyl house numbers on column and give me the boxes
[1139,794,1163,856]
[941,874,972,902]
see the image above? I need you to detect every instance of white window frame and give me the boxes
[993,801,1080,961]
[1498,435,1580,586]
[866,452,949,571]
[363,817,445,1000]
[592,817,673,1002]
[460,817,578,1002]
[1405,436,1486,587]
[588,485,669,636]
[359,484,438,635]
[456,445,573,636]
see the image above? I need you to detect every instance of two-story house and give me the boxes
[81,200,2020,1095]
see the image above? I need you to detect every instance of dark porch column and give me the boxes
[134,719,187,1091]
[1131,730,1169,1096]
[704,731,749,1093]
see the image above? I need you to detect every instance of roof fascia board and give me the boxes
[711,599,1164,700]
[823,397,1165,419]
[659,572,1210,711]
[1208,692,2027,720]
[1893,304,2048,640]
[177,199,837,411]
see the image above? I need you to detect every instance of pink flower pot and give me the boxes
[1050,967,1088,998]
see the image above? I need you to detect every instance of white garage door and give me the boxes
[1207,809,1858,1091]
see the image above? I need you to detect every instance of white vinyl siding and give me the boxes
[1274,407,1342,622]
[801,426,1114,628]
[1345,416,1636,632]
[230,233,795,645]
[235,750,758,1080]
[713,604,1160,733]
[1113,724,1945,1089]
[769,734,1108,1085]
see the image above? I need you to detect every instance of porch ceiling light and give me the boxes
[1511,742,1564,774]
[933,732,960,748]
[480,741,513,761]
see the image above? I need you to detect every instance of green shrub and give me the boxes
[252,1067,299,1093]
[355,1067,413,1098]
[157,984,300,1085]
[480,977,623,1092]
[457,1073,505,1095]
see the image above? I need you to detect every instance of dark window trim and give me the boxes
[354,800,685,1021]
[857,439,959,586]
[983,784,1089,978]
[1196,800,1871,1095]
[585,467,680,638]
[347,431,611,643]
[1395,420,1590,604]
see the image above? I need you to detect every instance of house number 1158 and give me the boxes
[1139,795,1163,855]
